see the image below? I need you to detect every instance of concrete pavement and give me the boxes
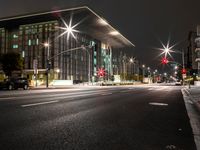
[182,86,200,150]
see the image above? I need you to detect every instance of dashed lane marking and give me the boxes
[101,93,112,96]
[21,100,59,107]
[149,102,168,106]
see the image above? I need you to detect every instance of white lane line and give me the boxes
[0,90,110,101]
[101,93,112,96]
[149,102,168,106]
[21,100,59,108]
[0,97,18,100]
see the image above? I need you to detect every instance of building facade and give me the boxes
[195,26,200,76]
[186,31,197,72]
[187,28,200,77]
[0,6,134,84]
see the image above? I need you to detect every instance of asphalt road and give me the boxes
[0,85,197,150]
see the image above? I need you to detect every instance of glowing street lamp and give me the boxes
[159,40,175,58]
[129,58,134,63]
[174,65,178,70]
[44,38,50,88]
[56,16,80,40]
[56,69,60,73]
[142,64,145,82]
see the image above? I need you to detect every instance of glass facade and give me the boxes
[19,21,59,70]
[0,28,5,54]
[0,20,109,84]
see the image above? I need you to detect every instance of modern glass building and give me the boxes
[0,6,134,84]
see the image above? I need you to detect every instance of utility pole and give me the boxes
[46,37,50,88]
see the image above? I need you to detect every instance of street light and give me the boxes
[142,64,145,82]
[44,38,50,88]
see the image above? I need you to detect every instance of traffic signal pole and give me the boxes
[46,38,50,88]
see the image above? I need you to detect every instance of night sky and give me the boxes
[1,0,200,72]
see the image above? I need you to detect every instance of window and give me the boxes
[13,34,18,38]
[36,39,39,45]
[94,58,97,65]
[13,44,18,49]
[94,51,97,57]
[28,39,31,46]
[22,51,25,58]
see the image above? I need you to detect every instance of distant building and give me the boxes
[195,26,200,76]
[0,6,135,83]
[186,31,199,76]
[112,51,140,81]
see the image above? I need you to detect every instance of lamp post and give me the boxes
[142,64,145,82]
[44,38,50,88]
[147,67,151,84]
[81,45,91,84]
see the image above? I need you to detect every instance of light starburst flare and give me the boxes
[156,36,179,60]
[159,43,175,58]
[56,14,81,40]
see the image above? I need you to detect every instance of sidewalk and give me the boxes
[29,84,100,90]
[184,86,200,113]
[29,82,145,90]
[182,86,200,150]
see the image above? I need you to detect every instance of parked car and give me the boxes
[0,77,29,90]
[175,80,182,86]
[73,80,83,84]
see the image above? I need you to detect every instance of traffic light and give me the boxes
[182,68,186,74]
[161,57,168,64]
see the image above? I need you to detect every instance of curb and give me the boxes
[181,88,200,150]
[183,88,200,113]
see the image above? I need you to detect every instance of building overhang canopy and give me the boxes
[0,6,135,48]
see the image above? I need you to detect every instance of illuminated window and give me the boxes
[28,39,31,46]
[94,58,97,65]
[36,39,39,45]
[13,34,18,38]
[13,44,18,49]
[94,51,97,56]
[22,51,25,58]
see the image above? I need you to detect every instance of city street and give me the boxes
[0,85,197,150]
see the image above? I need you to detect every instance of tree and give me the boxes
[0,52,23,78]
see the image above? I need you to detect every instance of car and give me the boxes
[73,80,83,84]
[0,77,29,90]
[175,80,182,86]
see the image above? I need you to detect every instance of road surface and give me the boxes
[0,85,196,150]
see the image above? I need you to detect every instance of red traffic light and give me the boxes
[161,57,168,64]
[182,68,186,74]
[97,68,106,77]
